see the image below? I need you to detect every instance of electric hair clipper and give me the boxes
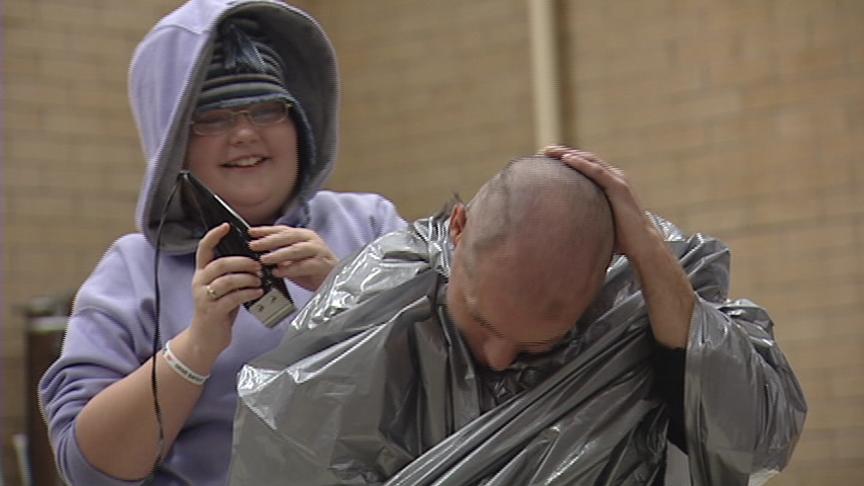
[178,170,295,327]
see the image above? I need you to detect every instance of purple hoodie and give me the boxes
[38,1,405,484]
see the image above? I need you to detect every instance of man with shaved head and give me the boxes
[447,157,616,371]
[231,149,805,486]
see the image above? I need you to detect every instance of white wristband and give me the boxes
[162,340,210,386]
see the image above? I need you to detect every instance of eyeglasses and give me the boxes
[190,101,292,136]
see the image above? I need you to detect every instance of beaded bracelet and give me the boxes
[163,340,210,386]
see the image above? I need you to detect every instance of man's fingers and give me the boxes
[571,150,602,165]
[561,152,607,177]
[538,144,569,156]
[539,145,594,158]
[564,155,633,206]
[541,146,606,168]
[540,145,573,158]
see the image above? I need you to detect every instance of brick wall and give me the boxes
[560,1,864,484]
[2,1,185,482]
[2,0,861,484]
[311,0,535,218]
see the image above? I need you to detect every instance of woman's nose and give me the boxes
[228,114,261,144]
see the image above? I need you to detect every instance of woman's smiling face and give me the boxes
[185,103,299,225]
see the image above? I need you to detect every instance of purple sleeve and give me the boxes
[38,238,154,485]
[371,195,407,237]
[304,191,407,255]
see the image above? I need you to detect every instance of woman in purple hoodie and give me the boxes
[39,1,405,484]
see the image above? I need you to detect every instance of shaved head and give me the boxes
[446,156,615,370]
[460,156,614,311]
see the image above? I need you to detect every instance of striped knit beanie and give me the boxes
[198,17,292,110]
[196,17,316,178]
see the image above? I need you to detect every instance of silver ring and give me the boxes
[205,284,218,300]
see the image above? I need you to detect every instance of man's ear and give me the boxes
[449,203,467,247]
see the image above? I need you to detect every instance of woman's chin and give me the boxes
[233,202,283,225]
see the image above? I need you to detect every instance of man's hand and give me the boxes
[542,146,663,261]
[248,226,338,291]
[542,145,695,349]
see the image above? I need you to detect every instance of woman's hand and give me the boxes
[189,223,263,356]
[248,226,338,291]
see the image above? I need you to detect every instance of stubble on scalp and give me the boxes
[460,156,615,321]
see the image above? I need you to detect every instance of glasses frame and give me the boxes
[190,101,293,136]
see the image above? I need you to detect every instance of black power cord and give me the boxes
[144,177,182,483]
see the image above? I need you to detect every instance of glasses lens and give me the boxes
[191,102,291,135]
[192,110,233,135]
[249,102,288,126]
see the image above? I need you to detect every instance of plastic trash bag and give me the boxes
[230,214,806,486]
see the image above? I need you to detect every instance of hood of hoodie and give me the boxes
[130,0,339,253]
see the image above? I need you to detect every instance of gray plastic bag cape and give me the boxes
[230,214,806,485]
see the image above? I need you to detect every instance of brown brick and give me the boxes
[832,428,864,460]
[3,0,36,23]
[782,336,864,371]
[741,74,863,110]
[4,27,69,52]
[3,0,864,484]
[3,52,40,78]
[805,397,864,430]
[789,428,837,462]
[3,78,70,106]
[35,2,101,29]
[831,370,864,400]
[778,45,855,79]
[704,57,781,88]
